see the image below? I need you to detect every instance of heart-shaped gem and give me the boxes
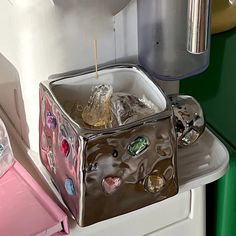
[102,176,121,194]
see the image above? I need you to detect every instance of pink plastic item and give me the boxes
[0,119,69,236]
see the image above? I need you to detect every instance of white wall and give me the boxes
[0,0,138,152]
[0,0,176,153]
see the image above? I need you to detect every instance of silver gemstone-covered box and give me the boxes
[39,65,180,226]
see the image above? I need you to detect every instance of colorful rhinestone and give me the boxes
[102,176,121,194]
[144,174,165,193]
[128,136,149,156]
[46,112,57,129]
[65,178,76,195]
[61,139,70,157]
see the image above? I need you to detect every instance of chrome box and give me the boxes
[39,65,203,226]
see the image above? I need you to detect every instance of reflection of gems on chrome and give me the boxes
[47,151,56,174]
[102,176,121,194]
[61,139,70,156]
[86,163,98,172]
[0,144,4,156]
[60,124,69,138]
[0,125,5,138]
[182,129,200,145]
[47,136,53,148]
[164,167,174,181]
[128,136,149,156]
[61,125,74,143]
[68,136,74,143]
[144,174,165,193]
[41,96,46,126]
[41,132,48,150]
[168,94,205,146]
[65,178,76,195]
[46,112,57,129]
[156,146,172,157]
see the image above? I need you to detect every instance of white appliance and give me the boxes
[0,0,228,235]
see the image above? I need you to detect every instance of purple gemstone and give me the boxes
[46,113,57,129]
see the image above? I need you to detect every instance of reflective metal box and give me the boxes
[39,65,179,226]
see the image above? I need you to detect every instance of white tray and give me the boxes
[178,128,229,192]
[0,105,229,235]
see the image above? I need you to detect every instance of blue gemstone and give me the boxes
[65,178,76,195]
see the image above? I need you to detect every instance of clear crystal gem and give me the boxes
[82,84,113,127]
[144,174,165,193]
[111,93,158,126]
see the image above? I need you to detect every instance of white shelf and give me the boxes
[0,106,229,235]
[178,128,229,192]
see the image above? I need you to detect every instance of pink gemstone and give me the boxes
[102,176,121,194]
[61,139,70,156]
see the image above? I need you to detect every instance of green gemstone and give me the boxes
[128,136,149,156]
